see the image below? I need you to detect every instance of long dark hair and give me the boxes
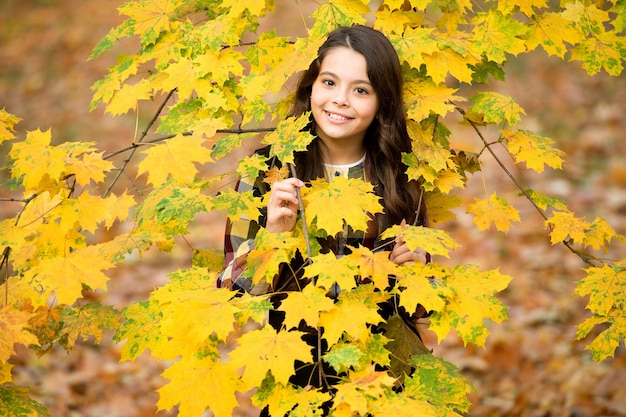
[291,25,426,228]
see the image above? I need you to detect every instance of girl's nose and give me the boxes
[333,89,349,107]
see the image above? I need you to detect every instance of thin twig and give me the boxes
[103,88,177,197]
[287,163,313,266]
[1,246,11,305]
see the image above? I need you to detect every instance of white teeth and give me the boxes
[327,112,348,121]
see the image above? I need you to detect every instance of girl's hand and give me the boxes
[266,177,304,233]
[389,236,427,266]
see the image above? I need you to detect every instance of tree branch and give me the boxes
[452,102,599,267]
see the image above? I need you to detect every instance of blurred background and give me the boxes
[1,0,625,416]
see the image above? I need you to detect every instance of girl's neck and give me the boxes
[319,139,366,166]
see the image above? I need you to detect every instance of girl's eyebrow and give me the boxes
[319,70,372,86]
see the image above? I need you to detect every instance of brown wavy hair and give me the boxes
[291,25,426,228]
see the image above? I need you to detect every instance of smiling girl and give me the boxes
[218,25,428,296]
[217,24,430,403]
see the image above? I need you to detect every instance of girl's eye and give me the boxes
[355,87,369,95]
[322,79,335,86]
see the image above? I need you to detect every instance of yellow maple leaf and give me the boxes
[403,76,460,120]
[9,129,66,192]
[119,0,182,44]
[17,250,113,307]
[396,263,447,315]
[320,286,385,346]
[501,129,564,173]
[302,176,383,236]
[424,48,475,84]
[245,228,301,287]
[428,265,511,345]
[576,314,626,362]
[423,192,462,225]
[153,276,241,357]
[277,285,336,329]
[574,264,626,361]
[334,365,396,415]
[137,133,213,186]
[229,326,313,387]
[14,191,62,232]
[381,223,460,258]
[545,209,590,245]
[525,11,583,58]
[373,7,412,36]
[158,355,242,417]
[0,361,14,384]
[195,48,244,85]
[467,192,521,232]
[584,216,626,252]
[106,78,153,116]
[57,192,134,234]
[260,381,332,417]
[347,246,398,290]
[576,265,626,317]
[303,252,359,291]
[64,151,114,186]
[0,109,21,145]
[0,306,37,363]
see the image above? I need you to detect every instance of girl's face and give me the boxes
[310,47,379,156]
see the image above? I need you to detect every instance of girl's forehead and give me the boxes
[319,47,368,73]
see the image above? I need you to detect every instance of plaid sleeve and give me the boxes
[216,166,272,295]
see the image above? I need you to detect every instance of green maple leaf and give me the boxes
[114,300,167,361]
[261,114,314,165]
[570,32,625,76]
[575,264,626,361]
[575,265,626,317]
[58,303,120,351]
[212,188,263,220]
[525,189,567,211]
[472,9,527,63]
[468,91,526,126]
[405,354,474,415]
[136,178,211,235]
[391,28,439,70]
[323,343,363,373]
[309,0,368,37]
[237,153,269,179]
[0,386,50,417]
